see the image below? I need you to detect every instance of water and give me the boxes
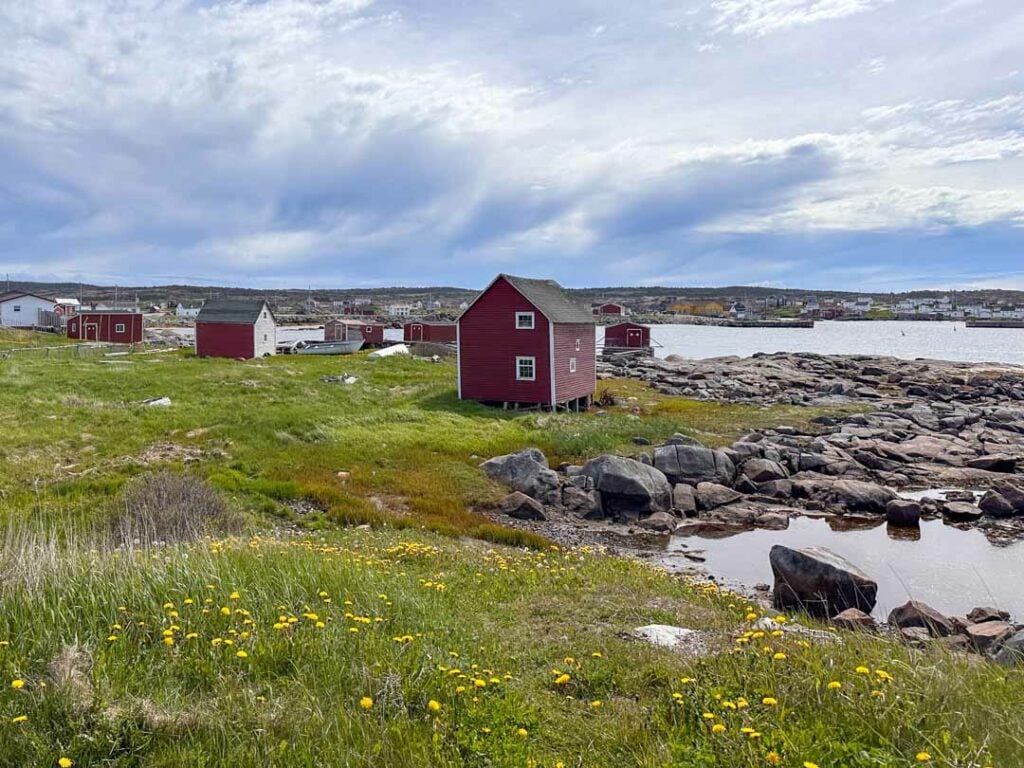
[666,517,1024,619]
[611,321,1024,365]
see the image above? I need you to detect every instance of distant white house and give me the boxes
[387,304,414,318]
[176,302,203,319]
[0,291,57,327]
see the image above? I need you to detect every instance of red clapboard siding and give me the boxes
[67,313,143,343]
[196,323,254,359]
[553,323,596,403]
[404,323,457,343]
[458,277,553,404]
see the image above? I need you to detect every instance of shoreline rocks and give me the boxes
[769,545,878,618]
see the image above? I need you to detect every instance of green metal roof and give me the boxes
[197,299,273,325]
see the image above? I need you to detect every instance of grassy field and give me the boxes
[0,338,1020,767]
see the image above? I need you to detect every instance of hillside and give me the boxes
[0,340,1020,766]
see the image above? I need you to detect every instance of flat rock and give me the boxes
[770,545,878,618]
[966,621,1015,652]
[900,626,932,647]
[640,511,678,533]
[499,491,546,521]
[632,624,696,648]
[823,479,897,514]
[942,501,983,523]
[741,458,789,483]
[888,601,954,637]
[695,482,742,511]
[831,607,877,631]
[967,606,1011,624]
[653,445,735,487]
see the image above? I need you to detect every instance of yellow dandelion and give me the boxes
[766,751,782,765]
[235,650,248,659]
[916,754,931,763]
[590,700,602,709]
[12,715,28,724]
[554,674,571,685]
[804,762,820,768]
[11,679,25,690]
[762,697,778,706]
[58,759,74,768]
[772,652,787,661]
[711,723,726,734]
[516,728,528,738]
[827,681,842,690]
[428,700,442,713]
[360,696,374,710]
[855,665,870,674]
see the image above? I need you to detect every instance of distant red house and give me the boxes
[593,302,627,316]
[404,321,457,344]
[603,321,650,349]
[195,299,277,359]
[457,274,596,409]
[66,310,144,343]
[325,319,385,346]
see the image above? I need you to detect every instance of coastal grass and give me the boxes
[0,342,838,542]
[0,528,1020,767]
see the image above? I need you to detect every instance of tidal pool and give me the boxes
[666,516,1024,620]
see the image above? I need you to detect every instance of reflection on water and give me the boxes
[667,517,1024,619]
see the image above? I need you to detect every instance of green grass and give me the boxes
[0,344,838,543]
[0,328,77,349]
[0,333,1019,766]
[0,530,1019,767]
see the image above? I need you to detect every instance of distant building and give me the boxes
[671,301,725,317]
[0,291,56,328]
[67,310,144,344]
[592,302,628,317]
[54,298,81,317]
[387,304,414,318]
[325,320,385,347]
[176,302,203,319]
[457,274,596,409]
[603,321,650,350]
[196,299,276,359]
[403,321,457,344]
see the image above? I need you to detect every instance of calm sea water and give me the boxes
[667,517,1024,619]
[604,321,1024,366]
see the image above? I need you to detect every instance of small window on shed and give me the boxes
[12,305,20,312]
[516,356,536,381]
[575,338,581,351]
[115,323,126,333]
[515,311,535,330]
[569,357,577,373]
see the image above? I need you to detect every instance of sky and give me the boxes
[1,0,1022,291]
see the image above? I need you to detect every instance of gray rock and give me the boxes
[499,491,546,521]
[581,455,672,520]
[653,445,735,487]
[886,499,921,527]
[823,479,897,514]
[979,489,1017,517]
[754,512,790,530]
[561,486,599,518]
[967,606,1010,624]
[663,434,704,448]
[887,601,954,637]
[640,511,679,533]
[741,458,789,483]
[481,448,560,503]
[992,630,1024,665]
[966,621,1015,652]
[770,545,878,618]
[672,483,697,515]
[942,501,983,523]
[966,454,1019,473]
[695,482,743,511]
[831,607,876,631]
[900,626,932,647]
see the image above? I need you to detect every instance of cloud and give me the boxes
[0,0,1022,289]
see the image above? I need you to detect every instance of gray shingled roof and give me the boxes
[197,298,272,325]
[500,274,595,324]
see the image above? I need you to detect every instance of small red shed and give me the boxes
[67,310,144,343]
[593,302,627,316]
[404,321,457,344]
[195,298,277,359]
[458,274,596,409]
[325,319,385,346]
[603,321,650,349]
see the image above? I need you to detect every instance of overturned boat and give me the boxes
[286,339,364,356]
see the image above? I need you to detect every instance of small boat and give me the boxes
[288,339,364,356]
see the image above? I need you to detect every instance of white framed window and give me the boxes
[516,356,536,381]
[575,338,581,351]
[515,311,535,330]
[569,357,577,373]
[115,323,126,333]
[12,305,20,312]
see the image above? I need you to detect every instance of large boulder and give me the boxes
[979,483,1024,518]
[770,545,878,618]
[481,449,560,503]
[740,458,789,483]
[695,482,742,511]
[822,479,897,514]
[887,601,954,637]
[886,499,921,527]
[580,455,672,521]
[653,445,735,487]
[499,491,546,521]
[672,484,697,515]
[561,486,599,518]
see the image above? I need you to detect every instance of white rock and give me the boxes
[633,624,696,648]
[368,344,409,359]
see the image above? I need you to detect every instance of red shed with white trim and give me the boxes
[603,321,650,349]
[457,274,596,409]
[325,319,385,346]
[404,321,457,344]
[67,310,144,343]
[593,302,627,316]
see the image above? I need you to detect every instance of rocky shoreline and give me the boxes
[478,351,1024,661]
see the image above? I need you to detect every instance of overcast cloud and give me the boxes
[1,0,1022,290]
